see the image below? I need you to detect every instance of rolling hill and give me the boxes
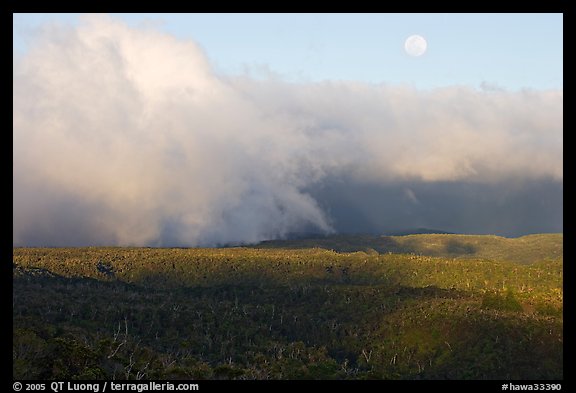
[13,233,563,380]
[256,233,563,264]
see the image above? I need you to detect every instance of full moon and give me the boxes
[404,35,427,57]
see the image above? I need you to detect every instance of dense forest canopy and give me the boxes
[13,234,562,380]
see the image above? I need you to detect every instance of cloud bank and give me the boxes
[13,15,563,246]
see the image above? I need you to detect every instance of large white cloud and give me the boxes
[13,15,563,246]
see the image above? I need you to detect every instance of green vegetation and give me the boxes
[258,233,563,264]
[13,234,563,380]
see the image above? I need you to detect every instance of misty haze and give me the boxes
[13,13,562,382]
[13,15,562,247]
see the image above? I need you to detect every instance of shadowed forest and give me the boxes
[13,234,562,380]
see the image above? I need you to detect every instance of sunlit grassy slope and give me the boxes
[257,233,563,264]
[13,233,562,380]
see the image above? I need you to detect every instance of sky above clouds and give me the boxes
[13,13,563,89]
[13,14,563,246]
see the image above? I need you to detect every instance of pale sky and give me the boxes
[13,13,563,90]
[13,13,563,246]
